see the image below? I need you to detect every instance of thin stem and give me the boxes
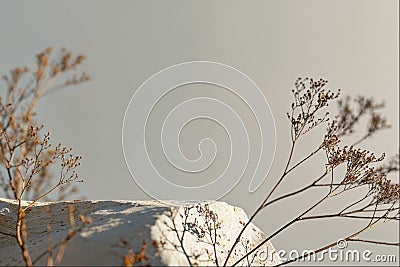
[16,199,33,267]
[285,144,323,175]
[263,171,328,209]
[275,213,389,266]
[23,182,62,212]
[171,209,193,267]
[212,223,219,266]
[223,141,297,266]
[232,188,335,266]
[224,139,329,266]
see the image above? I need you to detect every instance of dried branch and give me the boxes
[0,47,89,266]
[223,78,399,266]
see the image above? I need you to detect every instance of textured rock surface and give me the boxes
[0,198,280,266]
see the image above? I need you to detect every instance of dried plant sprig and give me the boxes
[157,204,224,266]
[0,47,89,267]
[1,47,88,200]
[195,204,222,266]
[223,79,341,265]
[223,78,399,266]
[287,77,340,141]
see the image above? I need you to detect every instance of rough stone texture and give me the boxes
[0,198,280,266]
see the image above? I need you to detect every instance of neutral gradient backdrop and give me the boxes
[1,1,398,265]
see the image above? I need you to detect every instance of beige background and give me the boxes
[1,0,398,265]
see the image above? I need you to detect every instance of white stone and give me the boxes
[0,198,280,266]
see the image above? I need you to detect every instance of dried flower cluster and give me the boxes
[287,77,340,141]
[0,48,89,266]
[323,142,399,207]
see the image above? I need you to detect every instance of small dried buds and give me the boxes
[196,203,222,230]
[0,47,89,201]
[323,139,399,208]
[287,77,340,141]
[0,47,89,267]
